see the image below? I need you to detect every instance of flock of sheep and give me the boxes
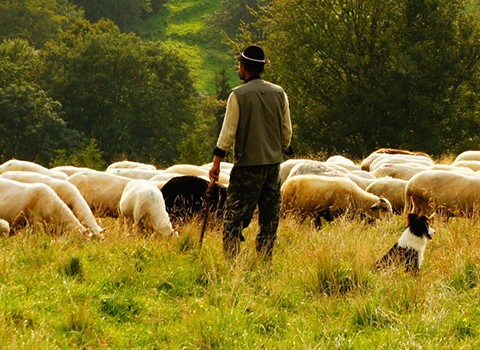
[0,159,227,239]
[0,148,478,239]
[281,148,480,228]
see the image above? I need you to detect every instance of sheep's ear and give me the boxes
[370,203,379,211]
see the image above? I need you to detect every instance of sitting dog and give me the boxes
[374,213,435,274]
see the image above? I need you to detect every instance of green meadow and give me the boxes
[139,0,236,95]
[1,214,480,349]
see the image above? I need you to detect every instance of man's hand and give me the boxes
[209,155,222,182]
[209,164,220,182]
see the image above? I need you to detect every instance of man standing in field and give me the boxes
[209,44,293,259]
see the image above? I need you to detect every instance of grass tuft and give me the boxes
[63,257,83,279]
[352,300,398,328]
[99,296,141,322]
[450,261,479,291]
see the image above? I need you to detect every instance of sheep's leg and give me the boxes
[322,208,334,222]
[313,214,323,230]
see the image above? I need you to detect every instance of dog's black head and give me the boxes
[407,213,434,240]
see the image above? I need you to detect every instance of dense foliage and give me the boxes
[41,19,198,165]
[204,0,268,43]
[69,0,166,33]
[0,0,479,166]
[260,0,480,157]
[0,0,83,47]
[0,39,77,164]
[0,2,200,167]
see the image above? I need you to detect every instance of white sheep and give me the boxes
[50,165,97,177]
[120,180,176,237]
[454,150,480,162]
[288,162,375,189]
[371,163,428,181]
[106,160,157,171]
[451,160,480,172]
[0,159,68,180]
[0,178,88,236]
[105,168,163,180]
[149,172,185,183]
[350,169,377,180]
[366,177,408,214]
[287,160,345,180]
[0,219,10,236]
[361,149,432,171]
[344,173,376,190]
[67,171,132,216]
[325,155,361,171]
[361,153,386,171]
[429,164,476,174]
[280,159,314,184]
[405,170,480,217]
[369,155,433,172]
[281,175,393,229]
[0,171,105,239]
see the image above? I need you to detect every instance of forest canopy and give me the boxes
[0,0,478,167]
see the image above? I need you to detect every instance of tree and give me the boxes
[261,0,480,157]
[0,0,83,47]
[52,138,107,170]
[70,0,148,33]
[0,83,72,164]
[178,96,226,165]
[0,39,76,165]
[204,0,268,44]
[150,0,168,14]
[41,19,198,165]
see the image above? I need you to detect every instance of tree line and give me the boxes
[0,0,479,169]
[259,0,480,158]
[209,0,480,158]
[0,0,203,168]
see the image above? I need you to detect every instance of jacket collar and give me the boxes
[244,74,261,83]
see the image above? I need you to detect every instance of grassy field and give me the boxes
[138,0,237,95]
[1,213,480,349]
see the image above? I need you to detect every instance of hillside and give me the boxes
[138,0,237,95]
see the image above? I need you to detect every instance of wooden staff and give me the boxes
[199,179,216,249]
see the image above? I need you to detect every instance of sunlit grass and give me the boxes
[136,0,236,95]
[1,215,480,348]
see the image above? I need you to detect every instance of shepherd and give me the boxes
[208,44,293,260]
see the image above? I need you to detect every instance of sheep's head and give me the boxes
[370,197,393,219]
[0,219,10,237]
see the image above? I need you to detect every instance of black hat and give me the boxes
[236,45,268,65]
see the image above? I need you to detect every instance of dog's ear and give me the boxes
[409,213,430,237]
[407,212,418,223]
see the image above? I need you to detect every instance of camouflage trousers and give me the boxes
[223,163,281,259]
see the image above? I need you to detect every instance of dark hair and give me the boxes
[243,62,264,75]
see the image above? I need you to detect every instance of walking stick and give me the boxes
[199,178,216,249]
